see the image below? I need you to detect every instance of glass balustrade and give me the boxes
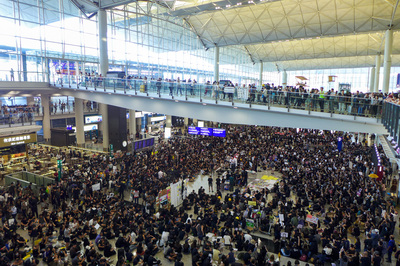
[0,107,36,128]
[50,74,384,119]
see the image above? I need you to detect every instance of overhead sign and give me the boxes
[0,133,37,148]
[151,116,166,122]
[135,111,152,118]
[72,124,98,132]
[188,127,226,137]
[84,115,102,124]
[213,128,226,137]
[134,138,155,151]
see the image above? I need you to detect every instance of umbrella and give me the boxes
[369,173,379,178]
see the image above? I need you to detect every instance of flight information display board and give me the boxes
[133,138,155,151]
[188,127,226,137]
[212,128,226,137]
[198,127,213,136]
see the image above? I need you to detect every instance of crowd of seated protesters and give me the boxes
[0,126,397,266]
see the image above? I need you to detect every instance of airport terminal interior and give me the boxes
[1,0,400,265]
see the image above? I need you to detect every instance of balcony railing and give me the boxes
[51,74,384,120]
[0,107,36,128]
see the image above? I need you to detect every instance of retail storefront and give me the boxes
[0,133,37,163]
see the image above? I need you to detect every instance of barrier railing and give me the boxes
[0,107,36,128]
[50,74,384,119]
[5,171,55,195]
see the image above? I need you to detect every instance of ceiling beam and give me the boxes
[256,51,400,64]
[244,46,255,65]
[183,18,209,50]
[200,28,400,48]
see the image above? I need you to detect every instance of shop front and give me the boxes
[0,133,37,164]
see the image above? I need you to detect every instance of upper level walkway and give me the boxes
[0,78,389,134]
[51,76,388,134]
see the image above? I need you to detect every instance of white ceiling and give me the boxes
[184,0,399,46]
[162,0,400,69]
[247,32,396,61]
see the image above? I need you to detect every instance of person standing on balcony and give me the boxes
[176,77,182,96]
[319,87,325,112]
[338,90,345,114]
[10,68,14,81]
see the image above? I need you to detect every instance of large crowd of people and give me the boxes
[0,126,398,266]
[55,72,400,114]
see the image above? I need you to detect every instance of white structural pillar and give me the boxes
[382,29,393,94]
[166,115,172,127]
[26,97,35,106]
[165,115,172,139]
[369,67,375,93]
[41,94,51,143]
[282,70,287,89]
[184,117,189,127]
[259,61,263,87]
[129,109,136,140]
[98,9,109,77]
[374,53,381,92]
[214,46,219,83]
[98,9,109,150]
[99,103,109,151]
[75,98,85,146]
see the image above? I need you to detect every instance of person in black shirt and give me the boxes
[164,245,177,261]
[360,251,372,266]
[216,177,221,191]
[372,251,382,266]
[208,177,213,192]
[364,234,373,251]
[242,249,252,265]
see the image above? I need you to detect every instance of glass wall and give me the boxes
[286,67,400,93]
[0,0,398,91]
[0,0,259,84]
